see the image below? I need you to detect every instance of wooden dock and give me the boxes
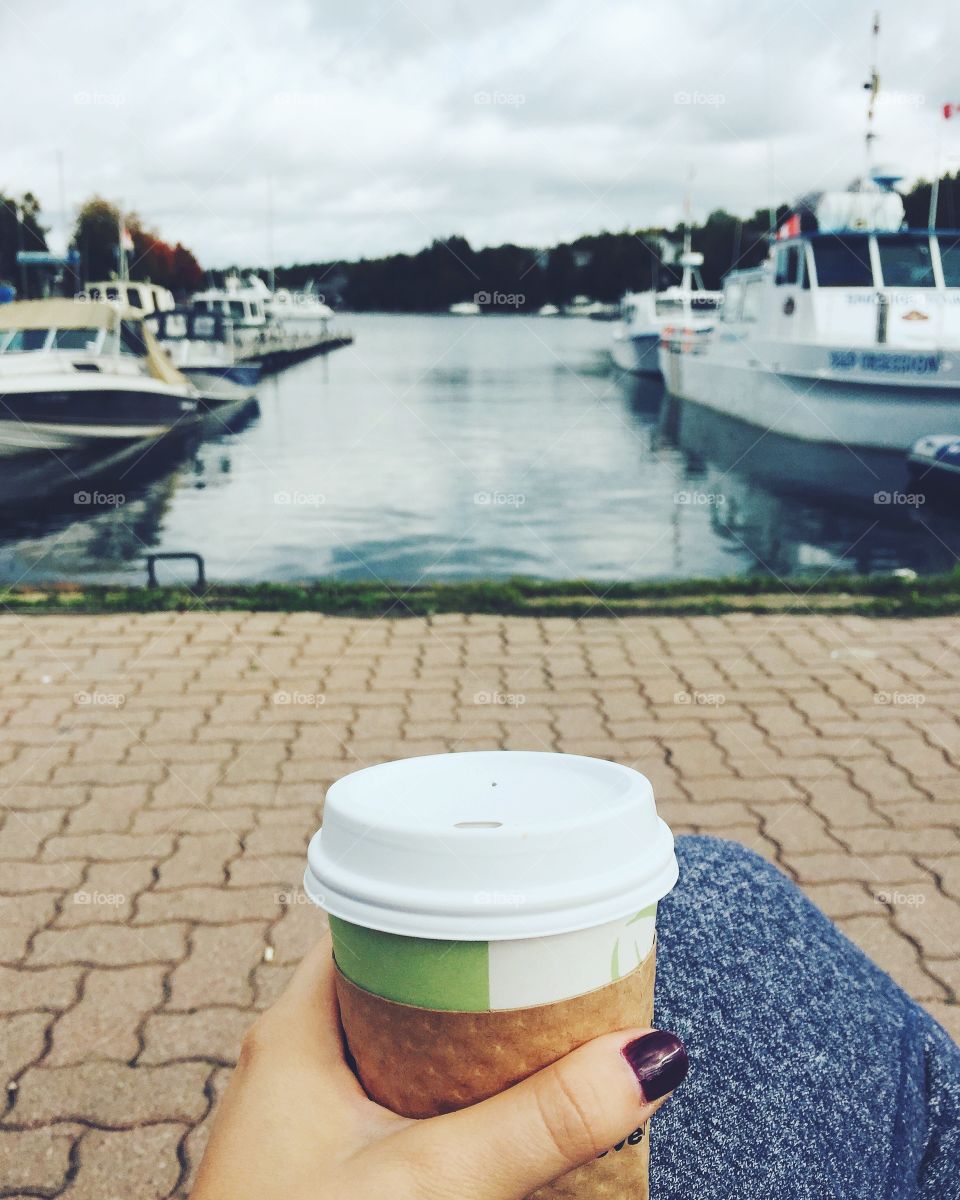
[237,330,353,374]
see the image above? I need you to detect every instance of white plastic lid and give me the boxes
[304,751,678,941]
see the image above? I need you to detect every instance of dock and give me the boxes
[236,329,353,374]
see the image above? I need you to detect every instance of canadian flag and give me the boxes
[120,226,134,252]
[777,213,801,240]
[944,104,960,119]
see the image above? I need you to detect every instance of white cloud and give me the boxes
[3,0,957,266]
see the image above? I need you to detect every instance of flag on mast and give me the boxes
[945,104,960,119]
[120,226,134,252]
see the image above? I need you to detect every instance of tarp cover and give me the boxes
[0,298,190,388]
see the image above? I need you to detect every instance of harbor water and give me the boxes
[2,312,959,586]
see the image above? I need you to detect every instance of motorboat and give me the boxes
[537,303,561,317]
[908,433,960,493]
[659,177,960,451]
[266,286,335,335]
[82,280,175,316]
[612,250,722,376]
[0,298,199,458]
[449,301,481,315]
[145,306,262,395]
[191,276,269,349]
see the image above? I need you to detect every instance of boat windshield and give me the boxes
[876,235,935,287]
[52,328,101,351]
[655,298,684,315]
[1,328,50,352]
[811,236,872,287]
[228,300,246,320]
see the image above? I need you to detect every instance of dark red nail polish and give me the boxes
[621,1031,689,1101]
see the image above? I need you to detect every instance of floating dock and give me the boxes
[236,330,353,375]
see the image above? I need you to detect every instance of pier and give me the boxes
[236,329,354,374]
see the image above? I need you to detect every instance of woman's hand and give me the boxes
[191,933,688,1200]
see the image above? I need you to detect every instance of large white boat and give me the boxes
[0,298,198,458]
[612,249,722,376]
[659,178,960,452]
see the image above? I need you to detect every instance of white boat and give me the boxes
[145,306,261,396]
[538,303,561,317]
[266,286,335,335]
[0,298,199,458]
[564,295,611,318]
[612,249,722,376]
[191,276,269,348]
[449,301,481,315]
[659,176,960,452]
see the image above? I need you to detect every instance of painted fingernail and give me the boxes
[621,1031,689,1102]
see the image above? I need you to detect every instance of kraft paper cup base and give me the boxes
[335,940,657,1199]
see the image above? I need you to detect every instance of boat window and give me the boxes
[876,236,935,288]
[126,287,144,309]
[691,295,721,312]
[937,237,960,287]
[811,236,873,287]
[721,281,744,321]
[1,328,50,352]
[193,314,218,339]
[655,297,684,315]
[229,300,246,320]
[165,313,188,339]
[87,287,103,301]
[775,245,801,286]
[194,299,210,314]
[119,320,148,356]
[52,328,101,351]
[105,286,121,301]
[741,280,763,322]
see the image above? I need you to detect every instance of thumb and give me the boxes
[398,1027,688,1200]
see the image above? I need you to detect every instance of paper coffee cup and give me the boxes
[304,751,678,1198]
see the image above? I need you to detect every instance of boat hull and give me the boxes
[0,381,198,458]
[660,339,960,452]
[182,363,262,390]
[611,331,660,376]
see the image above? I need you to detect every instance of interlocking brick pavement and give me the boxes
[1,610,958,1198]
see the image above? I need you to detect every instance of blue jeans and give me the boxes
[652,837,960,1199]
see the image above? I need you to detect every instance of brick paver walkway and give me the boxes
[1,611,958,1197]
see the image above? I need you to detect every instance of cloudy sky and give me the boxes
[3,0,958,267]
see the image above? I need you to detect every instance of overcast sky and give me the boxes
[4,0,958,267]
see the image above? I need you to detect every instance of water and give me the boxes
[2,311,960,586]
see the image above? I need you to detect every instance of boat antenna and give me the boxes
[864,12,881,178]
[267,175,276,294]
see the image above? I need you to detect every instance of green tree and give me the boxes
[0,191,48,288]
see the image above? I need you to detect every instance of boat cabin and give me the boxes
[191,289,266,327]
[718,188,960,351]
[719,231,960,350]
[81,280,175,315]
[146,307,238,347]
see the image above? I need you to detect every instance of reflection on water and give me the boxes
[0,313,958,585]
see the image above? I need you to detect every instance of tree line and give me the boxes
[3,171,960,308]
[0,194,203,297]
[267,172,960,311]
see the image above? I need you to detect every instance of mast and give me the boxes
[864,12,881,178]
